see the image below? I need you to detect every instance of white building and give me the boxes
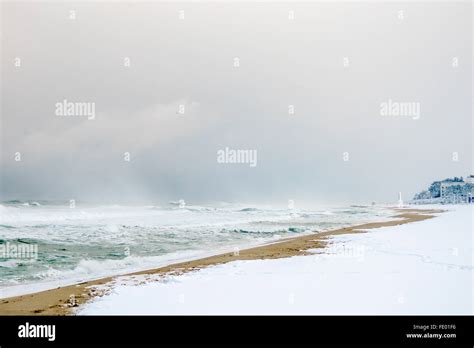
[440,181,465,198]
[465,175,474,184]
[439,176,474,203]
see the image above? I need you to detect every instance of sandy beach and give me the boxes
[0,208,440,315]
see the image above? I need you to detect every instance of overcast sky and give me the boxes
[1,1,472,205]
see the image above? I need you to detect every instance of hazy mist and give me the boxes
[1,1,472,205]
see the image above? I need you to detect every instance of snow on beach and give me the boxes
[78,205,473,315]
[0,202,393,296]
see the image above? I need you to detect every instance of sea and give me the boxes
[0,200,395,297]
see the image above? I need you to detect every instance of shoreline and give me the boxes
[0,208,442,315]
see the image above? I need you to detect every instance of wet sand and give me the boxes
[0,208,441,315]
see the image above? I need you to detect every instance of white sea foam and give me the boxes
[0,202,395,297]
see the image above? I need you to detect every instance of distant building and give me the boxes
[440,181,466,197]
[413,174,474,204]
[465,175,474,184]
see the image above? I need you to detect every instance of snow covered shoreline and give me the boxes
[78,205,473,315]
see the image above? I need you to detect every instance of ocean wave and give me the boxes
[0,224,16,229]
[0,203,392,291]
[184,206,216,212]
[3,200,23,205]
[32,251,205,283]
[0,259,37,268]
[238,207,259,212]
[3,200,42,207]
[227,226,306,234]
